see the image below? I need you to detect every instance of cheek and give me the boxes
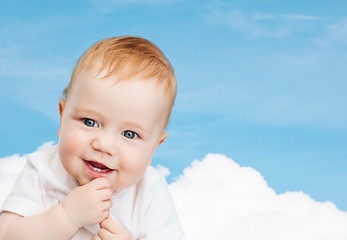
[59,131,82,157]
[58,127,86,172]
[120,147,153,176]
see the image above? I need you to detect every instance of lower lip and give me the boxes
[83,160,116,178]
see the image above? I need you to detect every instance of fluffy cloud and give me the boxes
[206,10,321,38]
[155,164,171,178]
[1,146,347,240]
[169,154,347,240]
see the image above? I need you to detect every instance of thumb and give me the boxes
[100,215,111,227]
[100,216,125,234]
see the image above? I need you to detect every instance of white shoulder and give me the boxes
[0,146,59,217]
[138,166,169,193]
[144,166,165,182]
[136,167,185,239]
[26,145,58,168]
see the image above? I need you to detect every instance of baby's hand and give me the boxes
[93,216,133,240]
[61,177,113,228]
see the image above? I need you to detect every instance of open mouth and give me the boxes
[83,160,115,177]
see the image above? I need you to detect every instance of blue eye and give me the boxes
[83,118,99,128]
[123,130,138,139]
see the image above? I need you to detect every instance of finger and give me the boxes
[92,235,101,240]
[101,210,110,221]
[100,216,124,234]
[101,199,113,211]
[98,228,114,239]
[98,188,113,201]
[91,177,110,190]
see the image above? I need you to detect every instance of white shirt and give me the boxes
[1,146,184,239]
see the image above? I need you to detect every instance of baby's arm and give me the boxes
[0,177,113,240]
[0,203,78,240]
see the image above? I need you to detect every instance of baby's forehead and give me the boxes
[73,68,168,99]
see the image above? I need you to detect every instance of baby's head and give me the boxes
[63,36,177,127]
[58,36,177,191]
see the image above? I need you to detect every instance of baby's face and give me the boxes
[58,68,169,192]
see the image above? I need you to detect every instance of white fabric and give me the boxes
[1,146,184,240]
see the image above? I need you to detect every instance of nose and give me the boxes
[91,131,117,156]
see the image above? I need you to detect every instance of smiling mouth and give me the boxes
[83,160,115,177]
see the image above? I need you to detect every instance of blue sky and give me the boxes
[0,0,346,211]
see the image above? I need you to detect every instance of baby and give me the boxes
[0,36,184,239]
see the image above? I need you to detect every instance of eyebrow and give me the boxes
[72,107,102,118]
[124,121,152,136]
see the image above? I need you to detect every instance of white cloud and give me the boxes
[1,147,347,239]
[87,0,179,13]
[169,154,347,240]
[36,141,55,151]
[323,18,347,45]
[155,164,171,178]
[206,10,321,38]
[177,69,347,129]
[0,15,78,121]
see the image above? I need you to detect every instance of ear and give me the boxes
[158,131,168,146]
[58,99,65,137]
[147,132,168,166]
